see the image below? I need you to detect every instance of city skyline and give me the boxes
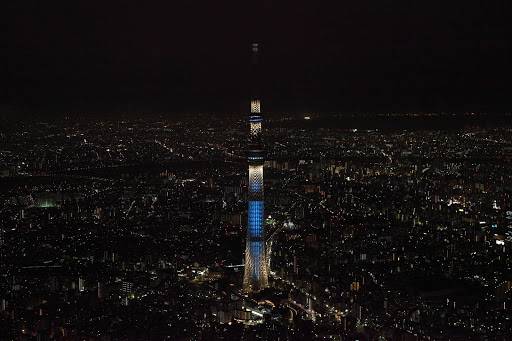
[2,2,512,340]
[1,115,511,339]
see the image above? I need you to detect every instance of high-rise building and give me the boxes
[243,43,269,292]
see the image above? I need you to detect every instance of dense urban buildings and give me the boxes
[0,112,511,340]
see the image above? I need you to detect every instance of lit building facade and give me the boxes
[243,43,269,292]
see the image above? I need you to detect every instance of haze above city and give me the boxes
[5,1,511,115]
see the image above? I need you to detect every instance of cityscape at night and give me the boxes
[3,1,512,340]
[1,112,511,340]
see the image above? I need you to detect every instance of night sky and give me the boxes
[5,1,512,114]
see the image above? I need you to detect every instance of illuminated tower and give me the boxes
[243,43,268,292]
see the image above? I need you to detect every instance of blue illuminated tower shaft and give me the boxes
[243,43,268,292]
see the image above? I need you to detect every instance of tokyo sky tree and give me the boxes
[243,43,269,292]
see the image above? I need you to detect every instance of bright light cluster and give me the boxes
[248,200,263,238]
[251,99,261,114]
[249,164,263,194]
[250,121,262,137]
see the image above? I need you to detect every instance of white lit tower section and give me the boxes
[243,43,268,292]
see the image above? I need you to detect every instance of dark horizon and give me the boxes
[5,1,512,116]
